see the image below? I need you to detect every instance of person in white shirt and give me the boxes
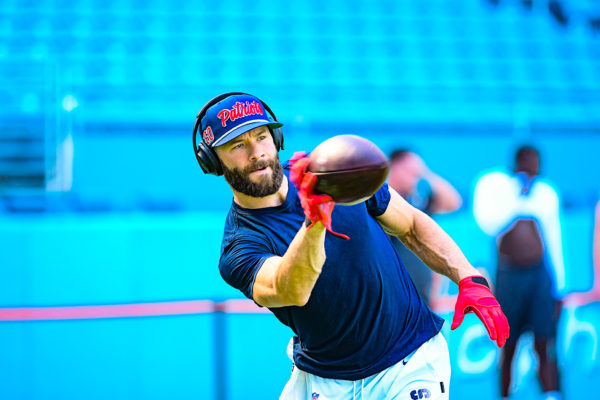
[473,146,564,400]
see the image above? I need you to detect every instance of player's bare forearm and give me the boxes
[377,188,478,284]
[252,222,326,308]
[401,210,479,284]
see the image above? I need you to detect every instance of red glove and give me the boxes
[289,152,349,240]
[451,276,510,348]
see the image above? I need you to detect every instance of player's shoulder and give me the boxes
[220,226,272,258]
[474,169,511,191]
[223,207,262,239]
[532,177,559,197]
[221,206,257,248]
[478,169,510,182]
[223,205,241,233]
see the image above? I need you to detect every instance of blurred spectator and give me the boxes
[473,145,565,400]
[546,0,600,29]
[488,0,600,30]
[548,0,569,25]
[388,150,462,215]
[590,199,600,299]
[387,150,462,305]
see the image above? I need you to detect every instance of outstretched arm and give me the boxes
[253,222,326,308]
[377,188,477,283]
[253,152,346,308]
[377,187,509,347]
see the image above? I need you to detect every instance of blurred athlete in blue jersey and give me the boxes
[194,93,509,399]
[387,149,462,305]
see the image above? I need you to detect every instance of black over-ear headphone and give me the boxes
[192,92,284,176]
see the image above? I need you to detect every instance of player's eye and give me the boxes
[231,143,243,150]
[257,135,267,141]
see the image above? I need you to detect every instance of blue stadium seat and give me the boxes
[0,0,598,125]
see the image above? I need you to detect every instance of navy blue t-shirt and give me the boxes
[219,168,444,380]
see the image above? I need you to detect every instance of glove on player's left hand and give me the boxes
[289,152,349,240]
[451,276,510,348]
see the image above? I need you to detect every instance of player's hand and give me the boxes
[289,152,349,240]
[451,276,509,347]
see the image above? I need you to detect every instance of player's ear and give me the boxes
[211,146,227,169]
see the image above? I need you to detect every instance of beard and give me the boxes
[222,154,284,198]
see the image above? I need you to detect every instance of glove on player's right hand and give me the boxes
[289,152,349,240]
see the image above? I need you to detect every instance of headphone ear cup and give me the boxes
[196,141,223,176]
[271,127,284,151]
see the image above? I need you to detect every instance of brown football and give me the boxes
[308,135,389,205]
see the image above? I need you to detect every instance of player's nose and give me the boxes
[248,143,265,161]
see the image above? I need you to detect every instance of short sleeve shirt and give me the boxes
[219,166,444,380]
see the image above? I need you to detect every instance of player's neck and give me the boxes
[232,176,289,209]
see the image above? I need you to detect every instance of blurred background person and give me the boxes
[473,145,565,400]
[590,199,600,300]
[561,197,600,305]
[387,149,462,305]
[488,0,600,30]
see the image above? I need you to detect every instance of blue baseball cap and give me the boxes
[200,94,283,148]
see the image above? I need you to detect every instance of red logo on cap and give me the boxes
[217,101,264,127]
[203,126,214,144]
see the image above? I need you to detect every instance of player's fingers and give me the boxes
[473,307,497,342]
[290,157,310,186]
[300,172,317,194]
[491,308,507,347]
[496,308,510,347]
[303,194,332,224]
[497,327,507,348]
[302,203,318,223]
[450,307,465,330]
[289,151,307,165]
[317,201,334,216]
[312,194,333,205]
